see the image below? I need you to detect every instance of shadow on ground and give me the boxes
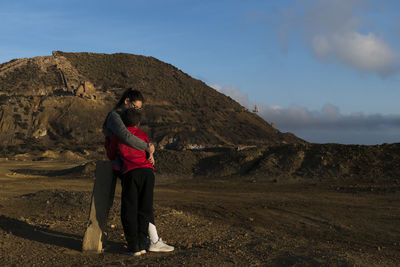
[0,215,84,251]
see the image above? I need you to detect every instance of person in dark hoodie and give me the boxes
[103,88,174,253]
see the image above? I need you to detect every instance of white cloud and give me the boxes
[280,0,400,76]
[312,32,399,76]
[212,84,400,144]
[258,103,400,131]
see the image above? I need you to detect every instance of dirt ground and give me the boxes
[0,158,399,266]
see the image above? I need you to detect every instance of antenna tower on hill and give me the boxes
[252,104,259,113]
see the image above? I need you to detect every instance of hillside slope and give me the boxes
[0,51,304,154]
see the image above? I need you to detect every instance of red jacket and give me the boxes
[106,126,154,173]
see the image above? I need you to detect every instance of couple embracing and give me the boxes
[103,88,174,256]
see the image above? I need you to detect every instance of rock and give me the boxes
[40,150,59,159]
[185,144,204,151]
[82,161,116,253]
[75,81,96,98]
[33,128,47,138]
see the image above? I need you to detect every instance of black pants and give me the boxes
[120,168,155,251]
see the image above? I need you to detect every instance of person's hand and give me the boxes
[148,154,155,166]
[146,143,155,154]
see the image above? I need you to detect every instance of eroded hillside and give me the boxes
[0,51,303,155]
[2,51,399,181]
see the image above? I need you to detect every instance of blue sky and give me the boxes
[1,0,400,144]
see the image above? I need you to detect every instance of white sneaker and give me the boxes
[133,251,142,257]
[149,238,174,252]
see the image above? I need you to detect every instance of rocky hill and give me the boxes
[0,51,303,155]
[1,51,399,181]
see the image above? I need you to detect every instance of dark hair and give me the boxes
[121,108,141,127]
[115,88,144,109]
